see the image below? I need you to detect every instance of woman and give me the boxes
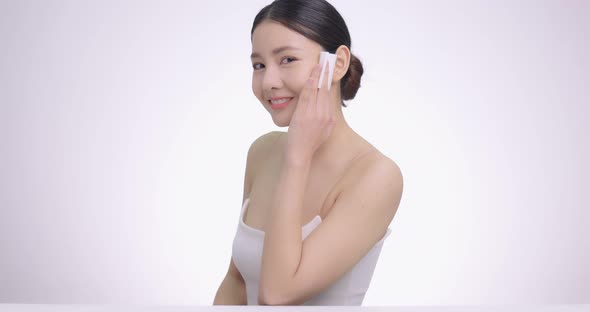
[214,0,403,306]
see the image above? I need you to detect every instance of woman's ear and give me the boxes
[333,45,351,82]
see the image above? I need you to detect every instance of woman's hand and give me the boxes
[284,63,337,166]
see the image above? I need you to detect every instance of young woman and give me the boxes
[214,0,403,306]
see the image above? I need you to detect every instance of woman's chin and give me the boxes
[271,117,290,128]
[269,110,293,127]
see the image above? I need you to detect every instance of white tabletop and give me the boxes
[0,305,588,312]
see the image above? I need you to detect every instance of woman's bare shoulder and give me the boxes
[337,145,403,197]
[364,149,403,185]
[242,131,284,201]
[247,131,284,158]
[245,131,284,176]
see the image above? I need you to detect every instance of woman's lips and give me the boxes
[269,97,293,110]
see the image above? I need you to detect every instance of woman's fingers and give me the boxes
[304,63,321,113]
[298,64,318,113]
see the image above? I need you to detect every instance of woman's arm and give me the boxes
[258,156,311,305]
[260,154,402,305]
[213,259,247,305]
[213,131,284,305]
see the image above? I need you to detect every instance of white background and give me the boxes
[1,0,588,305]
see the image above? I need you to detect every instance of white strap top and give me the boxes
[231,197,392,305]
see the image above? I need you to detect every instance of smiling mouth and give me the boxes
[269,97,293,109]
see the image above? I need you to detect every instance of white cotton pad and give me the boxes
[318,52,328,89]
[318,51,337,90]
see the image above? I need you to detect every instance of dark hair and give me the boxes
[251,0,364,107]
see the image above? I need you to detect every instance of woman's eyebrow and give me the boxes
[250,46,303,59]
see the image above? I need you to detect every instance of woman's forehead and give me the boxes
[251,21,317,55]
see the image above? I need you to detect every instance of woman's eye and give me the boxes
[281,57,296,64]
[252,57,296,71]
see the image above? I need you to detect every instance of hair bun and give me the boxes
[340,53,364,102]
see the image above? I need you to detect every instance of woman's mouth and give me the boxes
[269,97,293,110]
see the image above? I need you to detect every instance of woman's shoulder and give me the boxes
[345,134,401,172]
[245,131,284,171]
[242,131,284,200]
[365,147,403,187]
[338,143,403,197]
[248,131,284,156]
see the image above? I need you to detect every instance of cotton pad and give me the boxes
[318,51,337,90]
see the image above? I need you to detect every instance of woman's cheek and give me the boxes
[294,73,311,93]
[285,68,305,85]
[252,77,262,101]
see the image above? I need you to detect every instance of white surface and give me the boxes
[1,0,589,305]
[0,304,589,312]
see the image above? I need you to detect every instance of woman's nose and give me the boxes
[261,66,283,91]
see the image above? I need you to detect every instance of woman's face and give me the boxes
[251,20,323,127]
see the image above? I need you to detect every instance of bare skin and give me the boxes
[246,20,397,232]
[243,130,384,232]
[214,19,403,305]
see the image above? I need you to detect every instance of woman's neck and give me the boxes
[309,105,368,171]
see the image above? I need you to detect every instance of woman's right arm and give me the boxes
[213,131,284,305]
[213,259,247,305]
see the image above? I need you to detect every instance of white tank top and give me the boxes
[231,197,392,305]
